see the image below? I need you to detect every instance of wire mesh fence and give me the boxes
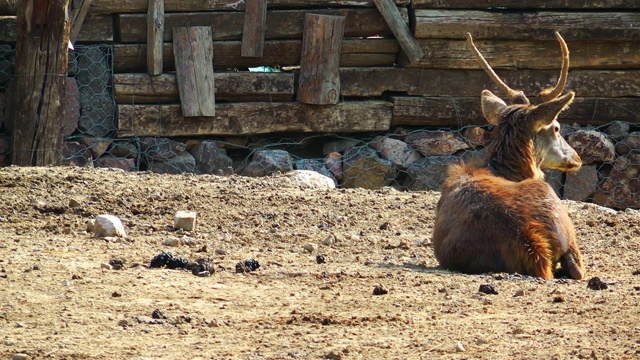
[0,45,638,210]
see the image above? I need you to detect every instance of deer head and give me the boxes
[467,32,582,181]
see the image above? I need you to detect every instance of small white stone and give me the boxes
[455,342,466,352]
[162,237,180,247]
[181,236,196,246]
[174,211,197,231]
[303,243,317,253]
[322,234,336,246]
[100,263,113,271]
[93,215,126,238]
[62,280,70,287]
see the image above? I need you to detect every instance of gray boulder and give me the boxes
[370,136,421,170]
[404,155,458,191]
[240,149,293,177]
[147,151,196,174]
[342,146,397,189]
[189,141,233,175]
[567,130,615,164]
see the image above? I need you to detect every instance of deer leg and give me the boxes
[560,244,585,280]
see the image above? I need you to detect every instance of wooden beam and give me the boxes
[86,0,410,14]
[147,0,164,75]
[412,0,638,9]
[69,0,92,44]
[391,96,640,127]
[117,8,407,43]
[414,10,640,41]
[113,72,295,103]
[113,39,399,72]
[373,0,423,64]
[117,101,393,137]
[398,39,640,70]
[74,14,113,42]
[241,0,267,57]
[173,27,216,116]
[298,14,345,105]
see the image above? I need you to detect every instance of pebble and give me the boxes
[162,237,180,247]
[62,280,70,287]
[196,271,211,277]
[323,235,336,246]
[373,285,389,295]
[478,284,498,295]
[100,263,113,271]
[215,248,228,255]
[12,354,30,360]
[513,289,525,297]
[455,342,466,352]
[304,243,317,253]
[93,214,127,238]
[587,277,608,290]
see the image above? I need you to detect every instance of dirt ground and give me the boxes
[1,166,639,360]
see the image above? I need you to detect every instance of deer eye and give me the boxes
[554,126,560,133]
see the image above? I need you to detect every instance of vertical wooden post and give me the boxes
[241,0,267,57]
[173,26,216,117]
[147,0,164,75]
[11,0,71,166]
[297,14,345,105]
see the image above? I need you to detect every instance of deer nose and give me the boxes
[566,152,582,171]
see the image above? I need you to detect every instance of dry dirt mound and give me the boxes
[1,166,639,359]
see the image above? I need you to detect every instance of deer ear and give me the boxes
[530,91,575,129]
[481,90,507,125]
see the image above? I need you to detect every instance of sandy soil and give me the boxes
[1,166,639,360]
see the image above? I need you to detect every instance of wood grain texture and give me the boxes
[412,0,638,9]
[147,0,164,75]
[373,0,423,64]
[241,0,267,57]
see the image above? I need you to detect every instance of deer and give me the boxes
[431,32,585,280]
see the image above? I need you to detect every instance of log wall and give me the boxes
[0,0,638,138]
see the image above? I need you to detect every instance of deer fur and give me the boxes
[431,33,585,280]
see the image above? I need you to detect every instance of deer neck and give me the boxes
[487,129,544,182]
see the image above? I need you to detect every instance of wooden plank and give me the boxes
[88,0,410,14]
[173,27,216,117]
[412,0,639,9]
[113,39,399,72]
[241,0,267,57]
[373,0,423,64]
[391,96,640,127]
[113,72,295,103]
[339,67,640,98]
[117,101,393,137]
[399,39,640,70]
[75,14,113,42]
[414,10,640,41]
[298,14,345,105]
[70,0,93,44]
[117,8,408,43]
[147,0,164,75]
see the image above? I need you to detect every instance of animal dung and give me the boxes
[93,214,127,238]
[587,277,609,290]
[372,284,389,295]
[174,210,197,231]
[478,284,499,295]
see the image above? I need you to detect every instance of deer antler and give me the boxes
[466,33,528,104]
[537,31,570,103]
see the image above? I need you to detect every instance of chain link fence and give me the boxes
[0,45,638,210]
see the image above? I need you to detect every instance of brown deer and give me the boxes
[431,32,585,280]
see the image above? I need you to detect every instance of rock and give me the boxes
[604,121,630,140]
[284,170,336,189]
[174,211,197,231]
[324,152,343,181]
[62,141,93,167]
[478,284,498,295]
[593,154,640,209]
[462,126,489,148]
[109,140,139,158]
[304,243,317,253]
[372,284,388,295]
[543,169,563,197]
[12,353,30,360]
[147,151,196,174]
[295,159,337,185]
[587,277,608,290]
[615,132,640,155]
[94,156,136,171]
[100,263,113,271]
[140,137,187,162]
[240,149,293,177]
[93,215,127,238]
[567,130,615,164]
[162,237,180,247]
[63,77,80,137]
[76,46,115,137]
[405,131,469,156]
[342,146,397,189]
[316,254,326,264]
[513,289,525,297]
[189,141,233,175]
[77,137,113,159]
[564,164,598,201]
[323,139,361,155]
[369,136,421,170]
[404,155,458,191]
[455,342,466,353]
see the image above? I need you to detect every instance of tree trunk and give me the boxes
[11,0,71,166]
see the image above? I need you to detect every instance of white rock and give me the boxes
[174,211,197,231]
[162,237,180,247]
[93,215,126,238]
[284,170,336,189]
[455,342,466,352]
[323,234,336,246]
[100,263,113,271]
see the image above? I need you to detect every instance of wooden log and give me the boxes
[113,39,399,72]
[117,8,407,43]
[11,0,71,166]
[117,101,393,137]
[414,11,640,41]
[399,39,640,70]
[241,0,267,57]
[173,27,216,117]
[298,14,345,105]
[70,0,92,43]
[412,0,638,9]
[147,0,164,75]
[373,0,423,64]
[75,14,113,42]
[339,67,640,98]
[113,72,295,103]
[391,96,640,127]
[87,0,410,14]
